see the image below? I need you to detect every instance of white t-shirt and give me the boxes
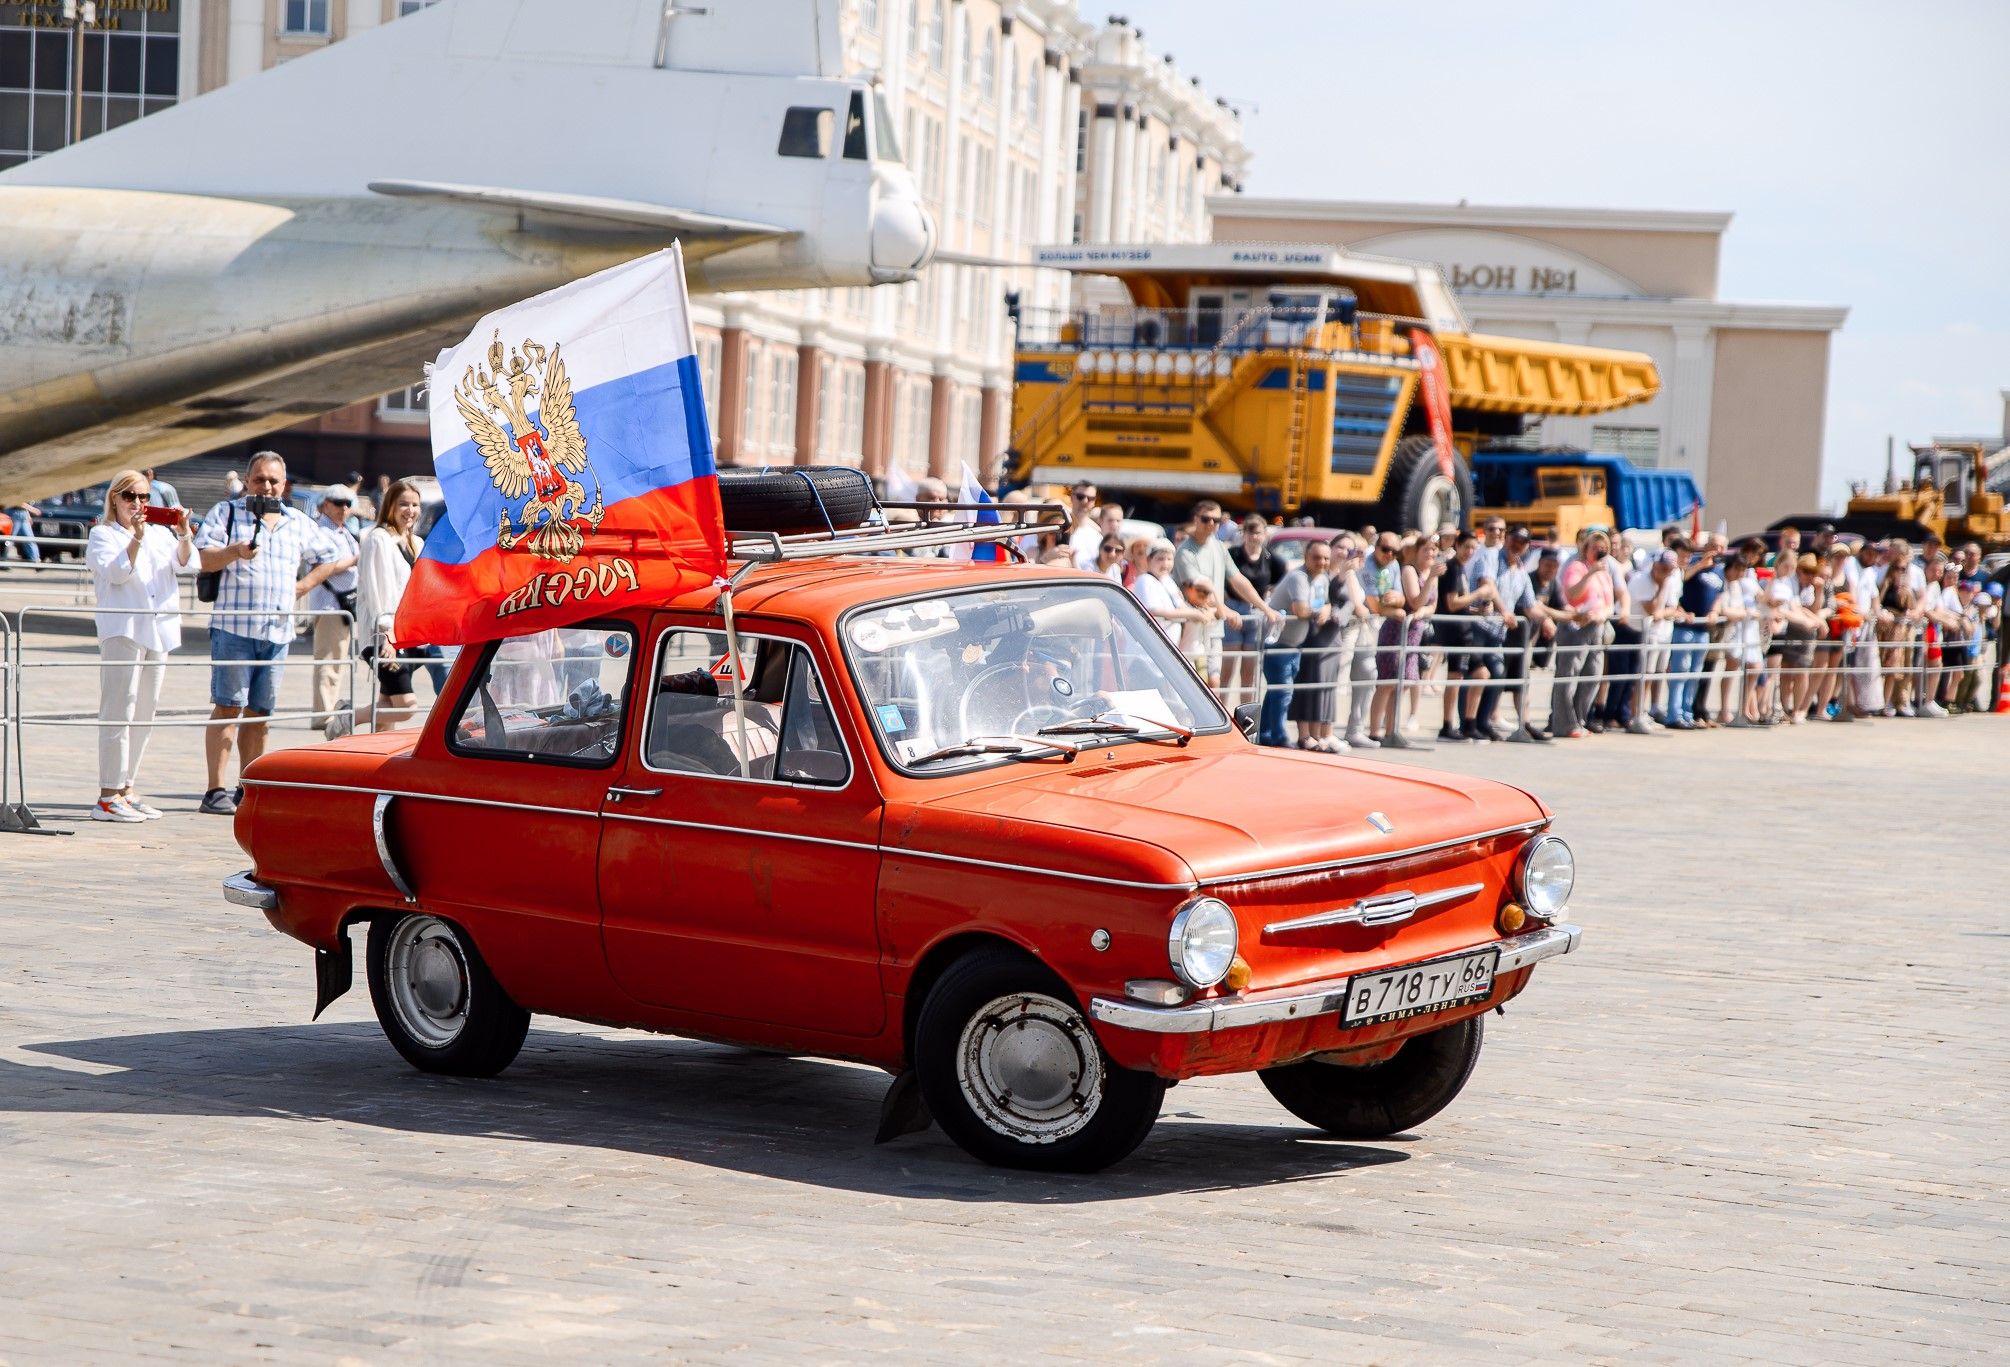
[1133,572,1184,642]
[1068,522,1104,564]
[88,523,187,652]
[1625,566,1659,628]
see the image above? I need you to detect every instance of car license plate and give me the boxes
[1340,947,1499,1027]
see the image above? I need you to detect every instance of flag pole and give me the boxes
[718,581,752,779]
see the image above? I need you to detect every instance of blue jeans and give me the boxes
[209,629,288,713]
[4,508,38,562]
[1668,624,1708,723]
[1259,646,1302,746]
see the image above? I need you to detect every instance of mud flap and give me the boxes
[873,1069,933,1143]
[313,933,353,1020]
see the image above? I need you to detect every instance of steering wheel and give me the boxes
[960,664,1082,739]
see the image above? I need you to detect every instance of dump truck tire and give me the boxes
[1380,436,1474,536]
[718,466,876,534]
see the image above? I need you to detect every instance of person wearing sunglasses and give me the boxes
[1085,535,1127,584]
[1173,499,1279,689]
[86,470,194,822]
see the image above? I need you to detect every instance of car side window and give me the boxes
[449,625,636,767]
[645,628,849,786]
[777,106,834,158]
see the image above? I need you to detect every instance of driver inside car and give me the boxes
[962,630,1106,736]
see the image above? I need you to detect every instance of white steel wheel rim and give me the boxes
[386,916,471,1049]
[1417,473,1461,535]
[956,991,1104,1144]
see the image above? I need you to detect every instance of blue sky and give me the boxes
[1123,0,2010,509]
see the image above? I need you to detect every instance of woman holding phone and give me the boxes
[86,469,193,821]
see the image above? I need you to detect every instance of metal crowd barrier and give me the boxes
[1219,609,1998,742]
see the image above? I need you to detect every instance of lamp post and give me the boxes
[64,0,97,148]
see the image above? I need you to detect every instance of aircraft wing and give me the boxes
[368,180,792,253]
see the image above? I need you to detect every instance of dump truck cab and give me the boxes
[1009,243,1661,532]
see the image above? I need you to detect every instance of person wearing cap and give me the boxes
[307,482,363,730]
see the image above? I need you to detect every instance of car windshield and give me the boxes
[843,580,1229,773]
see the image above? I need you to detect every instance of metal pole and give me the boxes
[67,2,95,148]
[718,583,751,779]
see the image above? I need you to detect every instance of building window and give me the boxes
[0,1,182,166]
[926,1,944,69]
[378,384,429,424]
[741,343,762,451]
[695,333,722,427]
[1074,108,1086,172]
[860,0,879,35]
[1591,423,1661,467]
[282,0,331,36]
[397,0,442,14]
[978,29,996,101]
[970,145,993,224]
[771,350,798,454]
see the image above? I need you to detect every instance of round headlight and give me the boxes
[1517,836,1575,920]
[1168,896,1239,989]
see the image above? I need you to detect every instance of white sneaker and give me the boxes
[1344,731,1378,749]
[322,712,354,740]
[124,798,164,820]
[91,797,145,824]
[1919,701,1948,718]
[1897,704,1915,718]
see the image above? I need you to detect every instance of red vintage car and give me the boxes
[224,508,1579,1172]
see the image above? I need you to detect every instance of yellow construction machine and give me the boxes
[1836,442,2010,551]
[1007,243,1662,531]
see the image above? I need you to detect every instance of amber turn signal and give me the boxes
[1498,903,1527,935]
[1223,955,1252,992]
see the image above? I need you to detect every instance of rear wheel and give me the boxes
[1258,1015,1483,1139]
[366,914,530,1077]
[1380,435,1474,535]
[914,946,1165,1171]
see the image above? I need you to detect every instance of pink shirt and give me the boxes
[1561,558,1614,622]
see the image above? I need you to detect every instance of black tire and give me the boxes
[913,946,1165,1172]
[365,913,530,1078]
[717,465,875,534]
[1379,434,1474,536]
[1258,1014,1484,1139]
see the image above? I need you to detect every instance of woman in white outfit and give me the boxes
[87,470,192,822]
[331,479,438,735]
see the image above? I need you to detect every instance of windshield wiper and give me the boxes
[908,735,1077,766]
[1037,711,1193,747]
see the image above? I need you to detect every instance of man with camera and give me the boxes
[193,452,346,816]
[306,485,363,730]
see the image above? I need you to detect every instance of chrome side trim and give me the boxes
[222,870,278,913]
[1263,881,1485,936]
[1199,820,1549,888]
[372,793,416,903]
[1088,923,1581,1035]
[243,778,1196,892]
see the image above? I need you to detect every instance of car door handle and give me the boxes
[606,786,663,803]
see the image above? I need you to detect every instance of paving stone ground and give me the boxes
[1,603,2006,1364]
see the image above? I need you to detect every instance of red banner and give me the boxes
[1410,330,1457,482]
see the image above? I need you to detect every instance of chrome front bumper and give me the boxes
[222,870,279,912]
[1088,923,1581,1035]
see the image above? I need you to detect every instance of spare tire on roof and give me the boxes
[717,465,876,535]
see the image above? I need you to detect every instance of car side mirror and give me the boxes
[1233,702,1259,740]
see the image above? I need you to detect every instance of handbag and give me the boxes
[194,502,235,604]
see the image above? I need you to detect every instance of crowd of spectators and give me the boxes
[1015,481,2009,749]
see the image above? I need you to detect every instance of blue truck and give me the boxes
[1469,449,1702,540]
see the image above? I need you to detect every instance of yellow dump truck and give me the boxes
[1008,244,1661,531]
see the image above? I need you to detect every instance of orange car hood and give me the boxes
[917,744,1547,885]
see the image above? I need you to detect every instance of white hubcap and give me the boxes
[956,992,1104,1143]
[386,916,470,1049]
[1417,473,1461,535]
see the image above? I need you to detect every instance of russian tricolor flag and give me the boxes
[394,247,727,648]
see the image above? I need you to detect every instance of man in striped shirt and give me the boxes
[193,452,344,815]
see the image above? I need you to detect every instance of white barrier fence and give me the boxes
[0,595,2000,833]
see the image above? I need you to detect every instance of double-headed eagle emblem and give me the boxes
[456,333,605,563]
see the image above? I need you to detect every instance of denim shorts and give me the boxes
[1222,615,1266,652]
[210,629,287,713]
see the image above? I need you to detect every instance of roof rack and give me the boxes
[728,502,1069,566]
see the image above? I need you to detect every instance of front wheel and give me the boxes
[366,913,530,1077]
[1258,1014,1483,1138]
[914,947,1165,1172]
